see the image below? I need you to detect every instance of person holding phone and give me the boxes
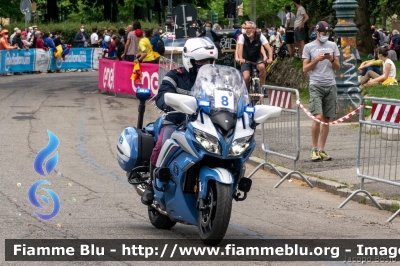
[302,21,340,162]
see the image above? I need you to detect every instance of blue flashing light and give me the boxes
[244,106,255,114]
[198,100,211,107]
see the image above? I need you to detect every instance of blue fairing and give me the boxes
[154,152,200,225]
[198,167,234,199]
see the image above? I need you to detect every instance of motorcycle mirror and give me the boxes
[253,105,281,124]
[165,93,197,114]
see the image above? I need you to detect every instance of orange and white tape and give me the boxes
[296,100,362,125]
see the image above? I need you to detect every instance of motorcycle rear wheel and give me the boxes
[148,206,176,229]
[198,181,232,246]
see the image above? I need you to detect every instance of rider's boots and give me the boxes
[141,163,156,205]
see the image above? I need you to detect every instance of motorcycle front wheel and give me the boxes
[198,181,232,246]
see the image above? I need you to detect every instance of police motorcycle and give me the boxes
[117,64,281,246]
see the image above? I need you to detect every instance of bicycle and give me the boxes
[265,46,281,78]
[245,60,263,106]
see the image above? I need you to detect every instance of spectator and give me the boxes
[135,29,159,64]
[234,23,246,62]
[200,22,222,58]
[309,26,317,42]
[0,29,19,50]
[43,32,57,51]
[358,49,383,77]
[285,4,296,58]
[74,25,89,47]
[199,22,220,43]
[101,35,116,58]
[359,47,397,89]
[302,21,340,162]
[31,26,39,48]
[293,0,309,59]
[91,26,101,48]
[35,31,48,51]
[270,30,284,51]
[10,27,19,43]
[26,27,33,40]
[383,28,391,46]
[21,31,31,49]
[372,27,381,47]
[150,28,162,53]
[115,28,126,60]
[122,22,140,62]
[11,29,24,49]
[389,29,400,60]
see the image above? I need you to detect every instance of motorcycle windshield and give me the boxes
[191,64,249,115]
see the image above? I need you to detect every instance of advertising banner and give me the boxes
[98,59,159,96]
[34,49,50,72]
[0,49,35,73]
[48,48,93,70]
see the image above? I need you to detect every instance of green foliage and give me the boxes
[7,20,158,46]
[0,0,25,23]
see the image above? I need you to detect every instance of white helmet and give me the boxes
[182,37,218,73]
[104,35,111,43]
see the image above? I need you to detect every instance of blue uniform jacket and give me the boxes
[155,67,197,125]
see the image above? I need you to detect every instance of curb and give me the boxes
[247,156,400,216]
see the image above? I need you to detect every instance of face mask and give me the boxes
[81,28,85,32]
[269,30,275,35]
[262,33,267,36]
[159,30,162,33]
[319,35,328,43]
[246,33,253,37]
[31,30,34,33]
[205,27,210,31]
[242,29,246,34]
[5,35,8,38]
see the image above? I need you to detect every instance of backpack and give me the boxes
[157,39,165,55]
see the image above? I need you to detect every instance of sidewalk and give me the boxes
[249,102,400,216]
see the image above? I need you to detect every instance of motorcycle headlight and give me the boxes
[229,136,252,156]
[194,128,221,155]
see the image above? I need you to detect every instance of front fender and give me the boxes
[198,167,233,199]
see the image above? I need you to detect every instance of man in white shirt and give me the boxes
[90,26,100,47]
[237,21,273,91]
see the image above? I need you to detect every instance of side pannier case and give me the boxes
[117,127,155,172]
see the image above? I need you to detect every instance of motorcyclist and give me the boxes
[141,37,218,205]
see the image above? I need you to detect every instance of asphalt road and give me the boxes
[0,72,399,266]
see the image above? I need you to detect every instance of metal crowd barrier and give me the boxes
[338,97,400,222]
[247,85,313,188]
[158,56,183,83]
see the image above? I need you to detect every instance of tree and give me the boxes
[0,0,25,23]
[45,0,59,22]
[355,0,375,54]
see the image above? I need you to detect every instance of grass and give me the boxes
[391,202,400,212]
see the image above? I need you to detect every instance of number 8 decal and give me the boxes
[221,96,229,106]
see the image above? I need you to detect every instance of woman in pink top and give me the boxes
[21,31,31,50]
